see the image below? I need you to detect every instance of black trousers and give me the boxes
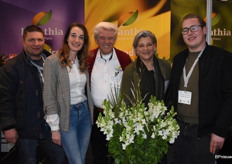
[91,109,113,164]
[167,121,215,164]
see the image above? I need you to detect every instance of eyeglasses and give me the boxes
[97,36,115,42]
[181,25,203,35]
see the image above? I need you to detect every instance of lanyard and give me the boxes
[100,51,113,62]
[30,57,45,83]
[183,47,205,88]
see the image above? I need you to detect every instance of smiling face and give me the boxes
[136,37,156,62]
[95,29,116,55]
[182,18,206,52]
[67,26,84,54]
[23,31,45,60]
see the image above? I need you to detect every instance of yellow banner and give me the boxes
[85,0,171,60]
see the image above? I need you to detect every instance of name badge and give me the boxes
[178,90,192,105]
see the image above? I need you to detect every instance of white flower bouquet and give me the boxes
[96,95,180,164]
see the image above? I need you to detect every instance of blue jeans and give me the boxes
[17,136,67,164]
[60,100,92,164]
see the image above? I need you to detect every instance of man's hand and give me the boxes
[4,129,18,143]
[52,131,62,146]
[210,133,225,154]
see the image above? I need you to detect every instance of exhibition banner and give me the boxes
[0,0,84,56]
[210,1,232,53]
[85,0,171,60]
[170,0,232,60]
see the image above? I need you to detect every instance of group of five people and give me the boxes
[0,13,232,164]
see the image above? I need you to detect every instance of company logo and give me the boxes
[118,10,138,27]
[204,12,231,41]
[31,10,63,36]
[204,12,220,26]
[118,27,143,35]
[117,10,143,37]
[32,10,52,26]
[211,28,231,36]
[29,10,63,52]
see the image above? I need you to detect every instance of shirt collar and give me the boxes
[96,48,116,62]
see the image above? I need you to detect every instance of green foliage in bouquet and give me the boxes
[96,87,180,164]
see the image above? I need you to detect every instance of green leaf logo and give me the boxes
[32,10,52,26]
[211,13,221,26]
[203,13,221,27]
[118,10,138,27]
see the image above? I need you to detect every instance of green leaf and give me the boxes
[122,10,138,26]
[212,13,221,26]
[37,10,52,26]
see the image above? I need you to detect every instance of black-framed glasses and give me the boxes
[181,25,203,35]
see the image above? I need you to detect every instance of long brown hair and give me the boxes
[58,23,90,72]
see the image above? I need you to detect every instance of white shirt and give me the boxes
[46,58,87,131]
[91,49,123,108]
[67,58,87,105]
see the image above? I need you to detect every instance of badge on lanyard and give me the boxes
[179,47,205,105]
[178,90,192,105]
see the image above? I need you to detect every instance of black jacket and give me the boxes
[0,50,50,139]
[165,44,232,138]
